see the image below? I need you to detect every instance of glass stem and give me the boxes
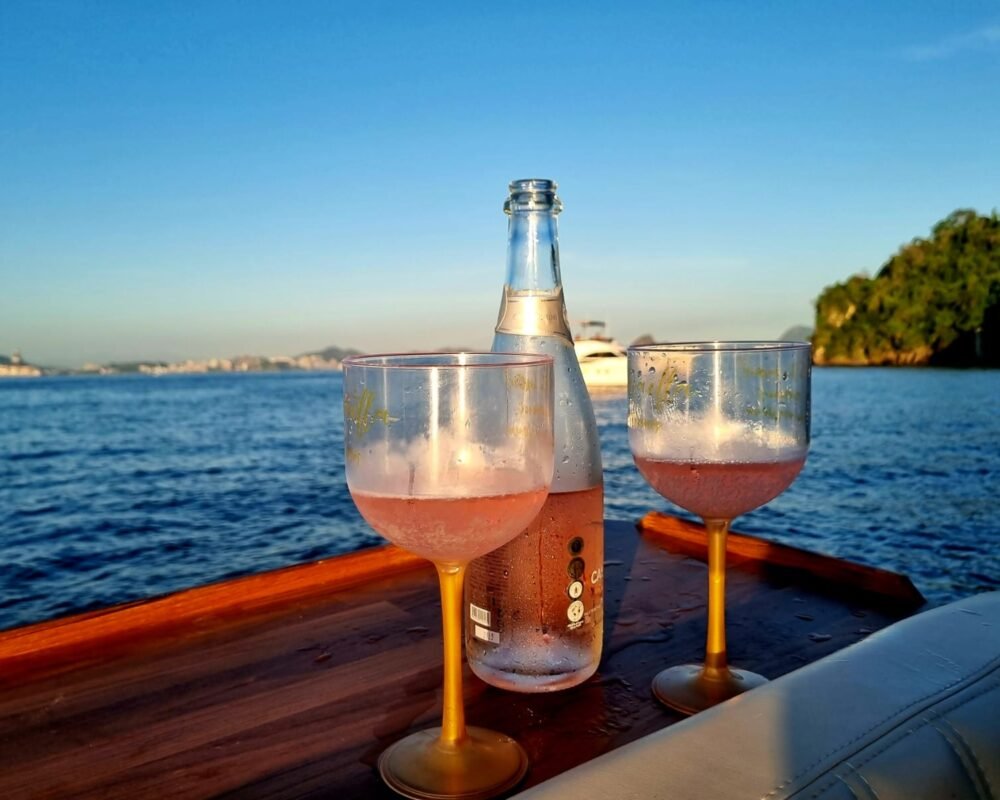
[703,518,730,677]
[436,562,468,746]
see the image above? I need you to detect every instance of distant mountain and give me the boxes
[0,355,9,366]
[302,345,363,361]
[779,326,813,343]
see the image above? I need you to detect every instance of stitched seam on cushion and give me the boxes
[933,721,988,800]
[807,764,879,800]
[937,712,998,800]
[852,769,880,800]
[801,678,1000,800]
[819,769,880,800]
[854,771,880,800]
[760,654,1000,800]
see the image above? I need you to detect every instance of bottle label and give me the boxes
[495,288,573,341]
[473,624,501,644]
[469,603,492,627]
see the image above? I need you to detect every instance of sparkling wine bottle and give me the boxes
[465,178,604,692]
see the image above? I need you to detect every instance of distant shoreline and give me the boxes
[0,365,344,379]
[6,362,998,380]
[0,347,361,378]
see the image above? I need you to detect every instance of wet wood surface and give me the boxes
[0,517,925,799]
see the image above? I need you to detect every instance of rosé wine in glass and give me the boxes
[342,352,554,800]
[350,487,550,565]
[628,341,811,715]
[633,455,807,521]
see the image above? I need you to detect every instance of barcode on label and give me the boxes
[474,625,500,644]
[469,604,491,627]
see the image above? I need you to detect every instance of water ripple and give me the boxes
[0,368,997,632]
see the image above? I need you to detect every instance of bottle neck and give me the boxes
[505,211,562,291]
[497,211,572,339]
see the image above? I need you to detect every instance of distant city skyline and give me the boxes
[2,2,998,367]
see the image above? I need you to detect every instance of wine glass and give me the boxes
[342,352,554,800]
[627,341,811,715]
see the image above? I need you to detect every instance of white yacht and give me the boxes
[573,321,628,389]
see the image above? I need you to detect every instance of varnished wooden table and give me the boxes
[0,515,924,799]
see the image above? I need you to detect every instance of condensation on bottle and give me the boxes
[465,179,605,692]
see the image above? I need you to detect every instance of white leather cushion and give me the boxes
[512,592,1000,800]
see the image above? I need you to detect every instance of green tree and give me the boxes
[813,209,1000,365]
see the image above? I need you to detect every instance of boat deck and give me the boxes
[0,515,925,799]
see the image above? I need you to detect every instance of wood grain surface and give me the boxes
[0,517,925,799]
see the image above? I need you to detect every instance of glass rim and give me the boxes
[341,351,554,369]
[628,340,812,354]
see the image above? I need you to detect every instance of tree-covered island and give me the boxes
[813,209,1000,367]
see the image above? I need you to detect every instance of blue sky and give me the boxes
[1,1,998,366]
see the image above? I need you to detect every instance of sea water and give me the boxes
[1,368,997,631]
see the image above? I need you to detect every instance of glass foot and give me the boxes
[378,726,528,800]
[652,663,767,715]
